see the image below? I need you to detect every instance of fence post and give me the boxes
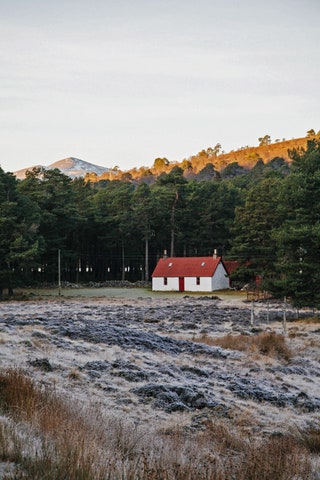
[58,249,61,297]
[283,296,287,335]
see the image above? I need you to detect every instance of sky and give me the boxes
[0,0,319,173]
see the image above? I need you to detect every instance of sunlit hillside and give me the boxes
[99,135,308,183]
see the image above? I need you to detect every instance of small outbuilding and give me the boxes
[223,260,240,288]
[151,256,230,292]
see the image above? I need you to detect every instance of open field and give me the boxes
[0,289,319,478]
[17,286,247,301]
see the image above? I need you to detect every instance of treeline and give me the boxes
[1,139,320,307]
[85,135,310,183]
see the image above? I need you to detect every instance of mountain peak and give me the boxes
[14,157,111,180]
[48,157,111,178]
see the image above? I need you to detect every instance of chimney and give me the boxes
[213,249,218,259]
[163,249,168,259]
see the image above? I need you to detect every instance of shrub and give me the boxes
[256,332,292,360]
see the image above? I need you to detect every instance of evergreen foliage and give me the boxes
[1,141,319,307]
[0,168,43,294]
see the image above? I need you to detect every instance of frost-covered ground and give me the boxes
[0,290,319,437]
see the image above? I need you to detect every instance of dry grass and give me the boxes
[67,369,82,381]
[0,368,316,479]
[296,316,320,324]
[295,425,320,453]
[193,332,292,360]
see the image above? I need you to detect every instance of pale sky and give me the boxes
[0,0,319,173]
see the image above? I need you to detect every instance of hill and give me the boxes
[168,136,308,175]
[123,136,308,183]
[210,137,307,170]
[13,136,310,181]
[14,157,112,180]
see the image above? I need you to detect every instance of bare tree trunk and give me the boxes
[170,228,175,258]
[170,190,179,257]
[121,241,125,281]
[250,300,255,326]
[145,236,149,282]
[283,296,287,335]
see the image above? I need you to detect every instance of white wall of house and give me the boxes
[211,262,229,290]
[152,277,179,291]
[184,276,212,291]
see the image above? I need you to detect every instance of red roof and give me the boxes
[223,260,240,275]
[152,256,223,278]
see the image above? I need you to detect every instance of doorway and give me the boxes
[179,277,185,292]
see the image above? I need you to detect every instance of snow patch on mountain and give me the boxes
[14,157,112,179]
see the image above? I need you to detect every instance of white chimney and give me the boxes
[213,249,218,259]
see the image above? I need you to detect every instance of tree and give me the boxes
[289,138,320,175]
[264,157,289,175]
[270,223,320,308]
[230,176,284,284]
[220,162,246,179]
[151,167,187,257]
[153,157,169,172]
[91,180,135,281]
[183,180,241,257]
[268,139,320,307]
[0,168,42,293]
[180,159,193,173]
[213,143,222,155]
[258,135,271,146]
[245,152,260,166]
[196,163,220,182]
[132,183,154,281]
[120,172,133,182]
[306,129,315,137]
[69,177,96,282]
[205,144,222,156]
[18,168,81,282]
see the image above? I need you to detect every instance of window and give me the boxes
[164,277,168,285]
[196,277,200,285]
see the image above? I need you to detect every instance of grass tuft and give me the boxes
[194,332,292,360]
[295,425,320,453]
[297,316,320,324]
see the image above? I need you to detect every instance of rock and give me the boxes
[60,322,233,358]
[31,331,48,339]
[111,360,150,382]
[180,365,209,378]
[132,383,215,412]
[28,357,53,372]
[293,392,320,412]
[83,360,111,372]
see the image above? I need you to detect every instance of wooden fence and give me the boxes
[246,290,271,301]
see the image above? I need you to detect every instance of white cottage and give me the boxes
[151,256,229,292]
